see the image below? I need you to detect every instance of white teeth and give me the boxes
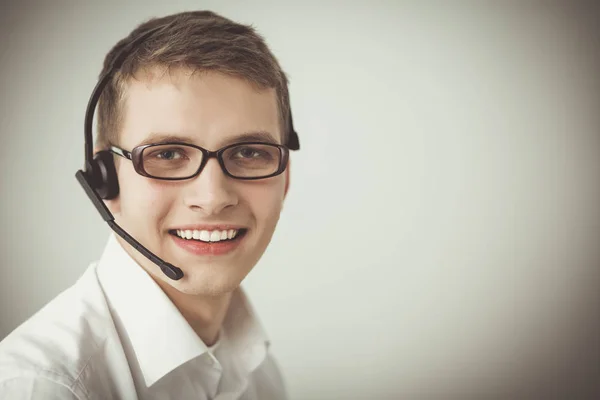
[199,230,211,241]
[175,228,241,242]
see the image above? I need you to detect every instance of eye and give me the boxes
[231,146,274,160]
[156,150,182,160]
[146,147,188,161]
[224,144,278,169]
[235,147,262,159]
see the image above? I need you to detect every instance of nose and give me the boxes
[182,158,238,215]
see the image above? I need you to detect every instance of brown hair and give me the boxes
[95,10,290,150]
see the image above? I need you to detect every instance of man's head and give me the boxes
[95,11,292,297]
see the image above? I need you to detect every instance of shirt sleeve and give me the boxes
[0,376,82,400]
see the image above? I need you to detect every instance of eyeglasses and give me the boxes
[109,141,290,180]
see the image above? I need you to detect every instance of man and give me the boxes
[0,10,296,399]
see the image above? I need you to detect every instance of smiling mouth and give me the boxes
[168,228,248,243]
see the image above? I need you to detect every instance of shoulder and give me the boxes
[0,263,119,399]
[251,351,289,400]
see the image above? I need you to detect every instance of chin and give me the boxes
[164,264,249,296]
[170,278,241,297]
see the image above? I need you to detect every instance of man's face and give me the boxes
[108,69,289,296]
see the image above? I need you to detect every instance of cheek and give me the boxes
[243,178,286,223]
[118,169,176,225]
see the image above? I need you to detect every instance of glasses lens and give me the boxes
[222,144,282,178]
[141,144,202,178]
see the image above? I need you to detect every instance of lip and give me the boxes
[169,229,248,256]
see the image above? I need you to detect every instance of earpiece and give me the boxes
[88,151,119,200]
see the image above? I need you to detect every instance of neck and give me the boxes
[156,281,233,347]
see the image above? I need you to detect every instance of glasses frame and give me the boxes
[109,141,290,181]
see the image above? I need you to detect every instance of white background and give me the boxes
[1,1,599,398]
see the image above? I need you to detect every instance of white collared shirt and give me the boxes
[0,234,288,400]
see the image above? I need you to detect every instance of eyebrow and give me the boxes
[137,131,279,147]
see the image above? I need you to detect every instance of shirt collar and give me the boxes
[95,233,269,387]
[223,286,271,374]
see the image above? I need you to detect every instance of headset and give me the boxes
[75,24,300,281]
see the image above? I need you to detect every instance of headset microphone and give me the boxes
[75,170,184,280]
